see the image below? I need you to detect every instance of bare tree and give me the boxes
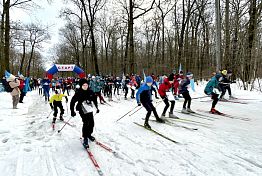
[24,23,50,77]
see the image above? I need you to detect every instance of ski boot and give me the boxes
[160,114,166,118]
[187,108,195,113]
[210,108,222,115]
[181,108,190,114]
[144,122,151,129]
[169,112,179,119]
[52,117,56,123]
[156,118,165,123]
[88,135,96,142]
[83,138,89,149]
[60,115,64,121]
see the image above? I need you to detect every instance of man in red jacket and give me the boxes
[158,73,178,118]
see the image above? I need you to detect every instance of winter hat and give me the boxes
[186,72,193,77]
[145,76,153,83]
[5,71,16,82]
[79,78,89,87]
[168,73,174,81]
[221,70,227,75]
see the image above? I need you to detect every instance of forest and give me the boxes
[0,0,261,90]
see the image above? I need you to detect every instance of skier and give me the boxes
[49,89,68,123]
[158,73,178,118]
[179,72,195,113]
[136,76,164,129]
[173,70,184,100]
[204,73,223,114]
[151,73,159,99]
[123,75,130,100]
[70,79,99,148]
[42,76,51,102]
[219,70,233,100]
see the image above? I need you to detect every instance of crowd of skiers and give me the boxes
[1,69,234,148]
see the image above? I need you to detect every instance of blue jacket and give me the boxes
[179,78,190,94]
[136,83,152,104]
[204,74,221,95]
[42,79,50,90]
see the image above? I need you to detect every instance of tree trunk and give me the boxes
[19,40,26,73]
[224,0,230,69]
[4,0,10,72]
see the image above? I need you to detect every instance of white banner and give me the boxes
[56,64,75,71]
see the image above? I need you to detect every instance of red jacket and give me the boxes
[158,78,172,97]
[19,79,25,90]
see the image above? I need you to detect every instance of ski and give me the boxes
[196,109,250,121]
[80,139,104,176]
[164,116,212,126]
[95,141,120,158]
[133,122,180,144]
[219,99,248,104]
[200,99,248,104]
[174,110,216,121]
[143,118,198,131]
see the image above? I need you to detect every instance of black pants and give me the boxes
[142,102,159,122]
[39,88,42,95]
[124,86,128,98]
[220,85,231,98]
[79,111,94,139]
[162,96,175,115]
[151,86,158,98]
[182,92,191,109]
[63,87,70,96]
[19,91,26,102]
[53,101,64,117]
[211,93,219,109]
[114,84,120,95]
[131,88,135,98]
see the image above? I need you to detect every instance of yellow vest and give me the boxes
[49,94,66,103]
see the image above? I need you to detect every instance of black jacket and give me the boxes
[70,88,98,113]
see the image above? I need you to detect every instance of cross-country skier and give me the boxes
[179,72,195,113]
[70,79,99,148]
[136,76,164,129]
[42,76,51,102]
[219,70,234,100]
[49,89,68,123]
[158,73,178,118]
[204,73,223,114]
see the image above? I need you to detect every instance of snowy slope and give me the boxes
[0,84,262,176]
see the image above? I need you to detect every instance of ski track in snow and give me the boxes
[0,84,262,176]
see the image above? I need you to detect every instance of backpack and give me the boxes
[5,82,14,92]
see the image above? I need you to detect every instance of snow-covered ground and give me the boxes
[0,83,262,176]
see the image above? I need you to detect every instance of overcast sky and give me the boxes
[11,0,67,69]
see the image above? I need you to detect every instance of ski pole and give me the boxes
[115,106,139,122]
[58,116,73,133]
[66,102,69,115]
[128,106,143,116]
[46,110,53,118]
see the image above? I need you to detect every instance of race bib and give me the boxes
[81,100,93,114]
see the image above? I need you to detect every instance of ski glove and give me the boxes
[96,109,100,113]
[71,111,76,117]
